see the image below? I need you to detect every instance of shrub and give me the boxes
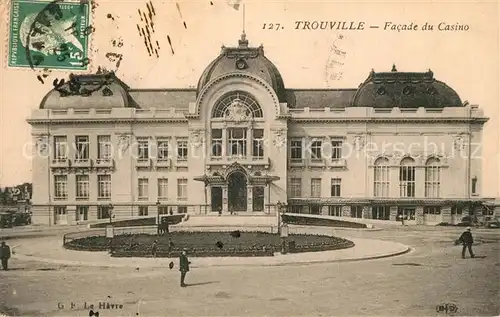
[282,215,367,228]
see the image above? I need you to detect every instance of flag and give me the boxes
[227,0,242,10]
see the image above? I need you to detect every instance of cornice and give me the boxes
[289,117,489,124]
[27,118,189,125]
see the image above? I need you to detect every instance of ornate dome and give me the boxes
[352,66,462,108]
[196,33,286,102]
[40,72,131,109]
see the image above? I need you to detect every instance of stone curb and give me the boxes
[11,238,411,269]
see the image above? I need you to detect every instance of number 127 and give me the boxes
[262,23,281,30]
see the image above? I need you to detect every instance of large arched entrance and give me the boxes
[227,171,247,212]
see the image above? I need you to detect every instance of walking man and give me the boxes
[179,249,191,287]
[0,241,11,270]
[457,227,475,259]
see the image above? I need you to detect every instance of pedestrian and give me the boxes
[179,248,191,287]
[457,227,475,259]
[152,240,158,258]
[0,241,11,270]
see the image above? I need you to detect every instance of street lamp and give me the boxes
[156,199,161,236]
[280,222,289,254]
[108,203,114,224]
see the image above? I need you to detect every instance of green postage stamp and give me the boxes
[8,0,91,70]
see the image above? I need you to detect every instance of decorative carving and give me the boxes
[225,98,250,122]
[35,135,49,156]
[190,129,204,148]
[353,135,365,151]
[453,135,465,151]
[117,133,132,154]
[272,129,287,149]
[235,58,248,70]
[102,86,113,96]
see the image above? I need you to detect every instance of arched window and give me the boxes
[399,157,415,197]
[374,157,390,197]
[425,157,441,198]
[212,91,263,118]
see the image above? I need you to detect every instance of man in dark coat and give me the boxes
[179,249,191,287]
[458,227,475,259]
[0,241,11,270]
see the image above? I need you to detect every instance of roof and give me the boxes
[40,72,132,110]
[285,89,356,108]
[196,33,287,102]
[352,66,463,108]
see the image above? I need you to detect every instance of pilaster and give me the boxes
[341,205,350,217]
[390,206,398,221]
[415,206,424,225]
[321,205,329,216]
[362,205,372,219]
[222,185,228,213]
[441,206,452,224]
[247,185,253,212]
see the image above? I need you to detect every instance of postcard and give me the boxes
[0,1,498,316]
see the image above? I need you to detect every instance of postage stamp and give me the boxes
[8,0,91,70]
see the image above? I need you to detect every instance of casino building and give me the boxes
[27,33,493,226]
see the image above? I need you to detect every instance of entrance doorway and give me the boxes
[54,206,68,225]
[228,172,247,212]
[398,207,416,224]
[211,187,223,212]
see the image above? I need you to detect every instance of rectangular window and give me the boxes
[178,206,188,214]
[328,205,343,217]
[372,206,390,220]
[423,206,441,215]
[399,166,416,197]
[290,139,303,162]
[158,206,169,215]
[311,178,322,197]
[211,129,223,157]
[177,139,188,161]
[310,140,323,162]
[177,178,188,200]
[330,178,341,197]
[451,206,463,215]
[252,129,264,159]
[98,175,111,199]
[75,175,89,199]
[97,135,112,161]
[97,205,111,219]
[374,165,390,197]
[228,128,247,157]
[76,206,88,221]
[331,140,343,160]
[138,178,149,200]
[425,166,441,198]
[157,178,168,200]
[54,175,68,200]
[137,139,150,161]
[350,206,363,218]
[291,206,303,214]
[289,178,302,198]
[139,206,149,216]
[471,177,478,195]
[53,136,68,161]
[75,136,89,161]
[157,140,170,161]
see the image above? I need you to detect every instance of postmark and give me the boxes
[8,0,91,70]
[324,33,347,87]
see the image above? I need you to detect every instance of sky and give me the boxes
[0,0,498,197]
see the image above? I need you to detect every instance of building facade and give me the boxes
[28,34,492,226]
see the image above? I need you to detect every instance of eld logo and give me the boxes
[436,303,458,315]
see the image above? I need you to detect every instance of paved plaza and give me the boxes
[0,226,498,316]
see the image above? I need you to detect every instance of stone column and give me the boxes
[89,205,98,221]
[390,206,398,221]
[247,185,253,212]
[247,127,252,159]
[222,185,228,213]
[221,130,227,157]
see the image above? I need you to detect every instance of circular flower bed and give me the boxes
[65,231,354,257]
